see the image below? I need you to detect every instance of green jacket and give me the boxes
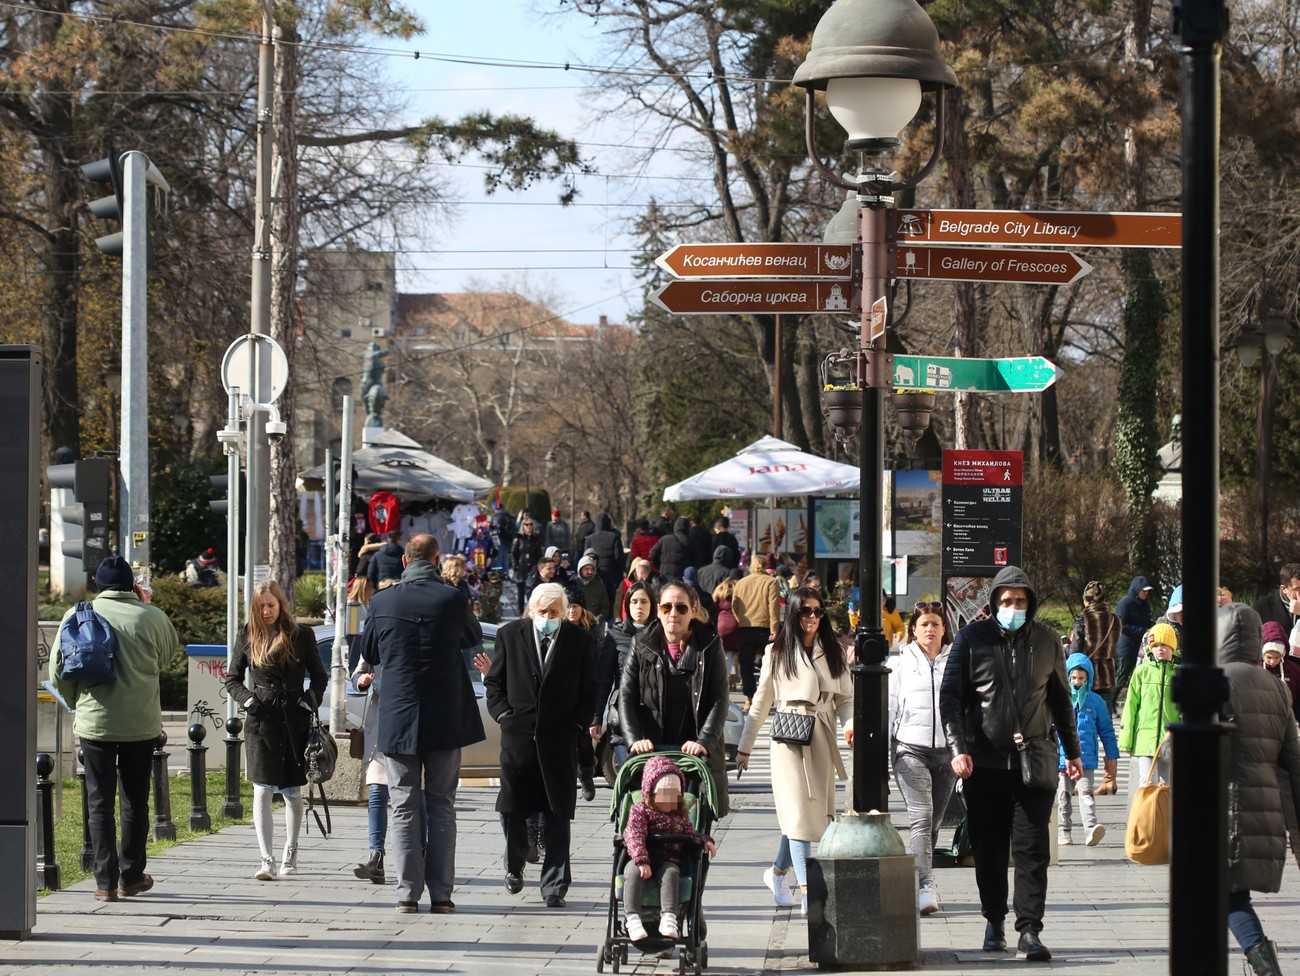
[1119,657,1181,757]
[49,590,179,742]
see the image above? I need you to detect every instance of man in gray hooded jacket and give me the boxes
[940,565,1081,962]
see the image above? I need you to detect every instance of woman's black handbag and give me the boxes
[302,710,338,836]
[770,710,815,746]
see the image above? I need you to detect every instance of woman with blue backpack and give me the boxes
[225,580,326,882]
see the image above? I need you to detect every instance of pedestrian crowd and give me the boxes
[45,527,1300,973]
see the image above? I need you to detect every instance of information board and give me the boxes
[941,450,1023,576]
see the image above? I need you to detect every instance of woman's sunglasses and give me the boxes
[914,601,944,614]
[798,607,826,619]
[659,602,692,616]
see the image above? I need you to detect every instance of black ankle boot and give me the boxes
[353,849,384,883]
[1246,940,1282,976]
[579,768,597,802]
[982,921,1006,952]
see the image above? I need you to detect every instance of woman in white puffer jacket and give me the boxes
[888,602,956,916]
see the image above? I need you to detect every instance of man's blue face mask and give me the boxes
[997,607,1027,632]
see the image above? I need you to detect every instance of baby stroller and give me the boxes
[597,751,716,975]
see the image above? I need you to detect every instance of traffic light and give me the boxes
[81,153,124,256]
[47,457,113,570]
[209,474,229,516]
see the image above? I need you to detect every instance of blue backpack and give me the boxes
[58,601,117,686]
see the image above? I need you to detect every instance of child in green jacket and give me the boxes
[1119,622,1181,787]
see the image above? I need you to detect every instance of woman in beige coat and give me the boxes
[738,586,853,915]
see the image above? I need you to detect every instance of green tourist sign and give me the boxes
[891,355,1060,394]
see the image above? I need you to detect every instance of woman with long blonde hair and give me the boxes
[225,580,327,881]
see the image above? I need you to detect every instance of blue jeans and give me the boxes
[367,784,389,852]
[1228,889,1266,952]
[773,835,812,888]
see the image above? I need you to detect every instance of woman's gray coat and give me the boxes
[1221,602,1300,893]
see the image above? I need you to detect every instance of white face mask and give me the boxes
[997,607,1027,632]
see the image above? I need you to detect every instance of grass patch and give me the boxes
[43,771,252,894]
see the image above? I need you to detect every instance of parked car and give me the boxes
[313,621,502,778]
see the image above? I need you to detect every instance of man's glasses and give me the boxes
[914,601,944,614]
[798,607,826,619]
[659,602,691,616]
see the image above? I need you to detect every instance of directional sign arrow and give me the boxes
[896,209,1181,248]
[894,246,1092,285]
[650,279,856,315]
[891,355,1061,394]
[656,242,854,279]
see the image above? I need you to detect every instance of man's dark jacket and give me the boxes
[586,514,626,576]
[1114,575,1154,661]
[686,522,714,570]
[940,565,1080,773]
[485,618,596,819]
[697,547,731,597]
[353,560,484,756]
[1254,588,1297,637]
[712,530,741,570]
[649,517,693,579]
[365,542,405,587]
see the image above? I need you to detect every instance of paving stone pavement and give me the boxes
[10,739,1300,974]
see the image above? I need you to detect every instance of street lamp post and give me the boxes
[793,0,955,968]
[544,446,577,526]
[1235,288,1291,586]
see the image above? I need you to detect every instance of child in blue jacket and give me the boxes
[1057,652,1119,846]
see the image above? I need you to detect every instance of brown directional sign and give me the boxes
[895,245,1093,284]
[655,242,853,279]
[896,209,1182,248]
[650,279,856,315]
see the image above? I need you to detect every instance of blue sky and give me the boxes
[379,2,650,328]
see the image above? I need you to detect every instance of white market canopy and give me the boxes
[662,435,860,502]
[298,428,494,503]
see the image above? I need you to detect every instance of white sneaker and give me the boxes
[1057,832,1073,846]
[1086,824,1106,847]
[279,845,298,876]
[763,867,798,908]
[918,887,940,916]
[254,856,276,881]
[625,914,647,941]
[659,913,679,939]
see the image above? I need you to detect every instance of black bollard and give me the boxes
[187,724,211,832]
[223,716,244,818]
[77,746,93,871]
[151,731,176,841]
[35,754,60,891]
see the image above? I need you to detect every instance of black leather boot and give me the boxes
[1246,940,1282,976]
[579,767,597,802]
[353,849,384,884]
[982,920,1006,952]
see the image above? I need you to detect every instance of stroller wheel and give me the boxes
[596,946,606,972]
[700,944,708,969]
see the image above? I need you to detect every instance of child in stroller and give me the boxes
[601,752,718,974]
[623,755,717,940]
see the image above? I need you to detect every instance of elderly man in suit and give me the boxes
[486,582,597,908]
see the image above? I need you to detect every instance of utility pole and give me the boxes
[120,151,151,574]
[247,3,275,587]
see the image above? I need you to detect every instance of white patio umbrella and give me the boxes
[662,435,860,501]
